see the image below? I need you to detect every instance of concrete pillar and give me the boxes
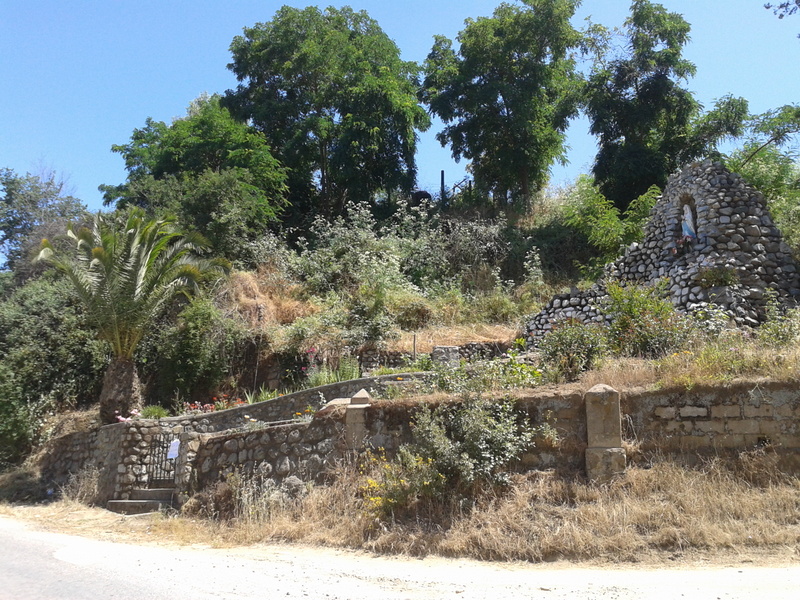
[584,384,626,483]
[345,389,371,450]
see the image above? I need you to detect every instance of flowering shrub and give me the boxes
[360,448,445,516]
[182,393,246,415]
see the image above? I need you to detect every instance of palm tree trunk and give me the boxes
[99,357,143,424]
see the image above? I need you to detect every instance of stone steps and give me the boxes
[107,487,176,515]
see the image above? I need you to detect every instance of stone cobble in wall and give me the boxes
[526,160,800,346]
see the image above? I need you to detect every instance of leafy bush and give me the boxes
[140,405,170,419]
[386,291,433,330]
[0,275,106,465]
[139,295,248,405]
[757,292,800,348]
[413,397,534,488]
[603,282,692,358]
[539,319,608,382]
[361,448,445,516]
[430,351,542,395]
[363,397,534,517]
[697,265,739,288]
[563,176,659,278]
[372,354,434,375]
[690,304,732,338]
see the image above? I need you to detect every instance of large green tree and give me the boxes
[223,5,430,218]
[37,209,228,424]
[1,169,87,272]
[585,0,747,211]
[421,0,584,210]
[102,95,288,261]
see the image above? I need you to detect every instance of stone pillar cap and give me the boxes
[350,389,371,405]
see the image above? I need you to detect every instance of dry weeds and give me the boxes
[3,456,798,565]
[224,269,316,328]
[392,324,517,354]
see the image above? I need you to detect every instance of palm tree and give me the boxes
[38,208,228,423]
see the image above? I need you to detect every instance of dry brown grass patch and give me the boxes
[578,357,659,390]
[391,324,516,353]
[157,456,800,562]
[3,456,798,565]
[224,270,315,328]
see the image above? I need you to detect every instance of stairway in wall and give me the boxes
[106,486,176,515]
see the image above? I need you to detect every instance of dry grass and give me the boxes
[224,269,316,328]
[575,335,800,392]
[123,455,799,562]
[3,455,798,565]
[391,324,517,354]
[579,357,660,390]
[438,460,800,562]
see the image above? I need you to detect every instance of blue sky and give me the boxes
[1,0,798,211]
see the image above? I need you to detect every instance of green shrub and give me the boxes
[140,405,170,419]
[363,396,534,517]
[412,397,534,488]
[563,177,659,278]
[603,281,691,358]
[140,295,247,404]
[697,265,739,288]
[690,304,732,338]
[470,290,518,323]
[372,354,434,375]
[539,319,607,382]
[361,447,445,516]
[387,292,433,330]
[0,275,106,465]
[757,292,800,348]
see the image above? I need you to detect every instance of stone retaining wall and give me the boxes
[186,416,343,498]
[622,381,800,470]
[34,378,800,505]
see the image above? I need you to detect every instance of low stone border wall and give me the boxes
[34,378,800,505]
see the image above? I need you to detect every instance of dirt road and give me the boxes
[1,514,798,600]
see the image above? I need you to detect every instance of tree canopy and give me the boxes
[585,0,747,211]
[1,169,87,271]
[421,0,584,210]
[223,5,430,219]
[101,95,288,262]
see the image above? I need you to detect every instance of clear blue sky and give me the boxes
[1,0,798,211]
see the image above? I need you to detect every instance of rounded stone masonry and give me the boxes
[526,160,800,346]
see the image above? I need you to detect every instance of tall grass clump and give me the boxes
[305,355,361,387]
[59,467,100,505]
